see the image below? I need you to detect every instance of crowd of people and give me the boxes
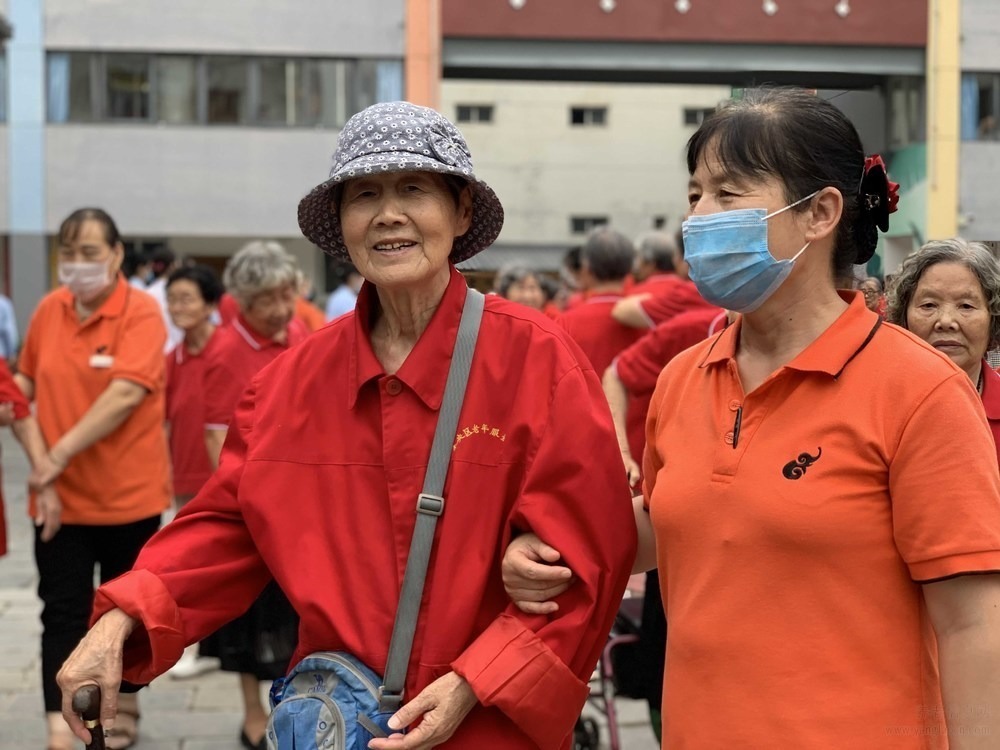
[0,87,996,750]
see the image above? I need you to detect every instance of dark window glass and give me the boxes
[305,59,350,128]
[207,57,247,124]
[683,107,714,126]
[456,104,494,123]
[106,54,150,120]
[570,106,607,126]
[49,52,96,122]
[570,216,609,234]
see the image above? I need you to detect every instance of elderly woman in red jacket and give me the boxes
[56,102,636,750]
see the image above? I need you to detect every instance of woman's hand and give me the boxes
[368,672,477,750]
[30,449,68,490]
[501,533,574,614]
[622,451,641,488]
[0,402,15,427]
[35,485,62,542]
[56,609,137,745]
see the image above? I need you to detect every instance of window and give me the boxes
[48,52,95,122]
[156,56,198,124]
[106,54,150,120]
[571,216,608,234]
[962,73,1000,141]
[887,76,925,149]
[46,52,401,128]
[653,216,667,229]
[570,106,607,126]
[683,107,714,126]
[207,57,248,124]
[456,104,494,123]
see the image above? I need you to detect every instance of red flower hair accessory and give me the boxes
[859,155,900,233]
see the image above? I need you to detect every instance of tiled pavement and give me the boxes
[0,432,659,749]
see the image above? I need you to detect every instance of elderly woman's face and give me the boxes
[243,283,297,340]
[505,275,546,311]
[906,262,991,376]
[339,172,472,292]
[166,279,214,332]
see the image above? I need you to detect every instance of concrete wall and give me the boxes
[45,0,405,56]
[46,126,340,237]
[962,0,1000,72]
[440,80,731,247]
[960,142,1000,242]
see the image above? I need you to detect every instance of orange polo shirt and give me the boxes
[295,297,326,332]
[644,292,1000,748]
[18,277,171,525]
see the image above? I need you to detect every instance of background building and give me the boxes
[4,0,405,327]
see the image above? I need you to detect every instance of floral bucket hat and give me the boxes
[298,101,505,263]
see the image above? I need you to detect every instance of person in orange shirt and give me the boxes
[16,208,170,750]
[294,271,326,332]
[504,88,1000,748]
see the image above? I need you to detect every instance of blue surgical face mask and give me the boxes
[682,191,818,313]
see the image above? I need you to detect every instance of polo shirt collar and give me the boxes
[980,361,1000,421]
[58,274,130,324]
[700,291,881,378]
[348,266,467,410]
[232,314,285,352]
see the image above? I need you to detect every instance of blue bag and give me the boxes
[266,652,395,750]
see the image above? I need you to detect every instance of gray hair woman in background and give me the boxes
[887,237,1000,459]
[200,240,309,748]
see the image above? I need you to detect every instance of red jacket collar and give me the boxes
[348,266,469,411]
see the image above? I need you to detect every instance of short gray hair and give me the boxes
[494,264,538,298]
[223,240,300,308]
[635,232,677,272]
[887,238,1000,350]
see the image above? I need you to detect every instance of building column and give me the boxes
[926,0,961,240]
[405,0,441,108]
[8,0,47,336]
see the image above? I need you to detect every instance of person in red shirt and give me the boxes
[560,228,644,376]
[163,264,225,680]
[57,103,635,750]
[629,231,682,299]
[886,238,1000,462]
[201,241,308,747]
[504,88,1000,747]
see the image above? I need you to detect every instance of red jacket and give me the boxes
[93,267,636,749]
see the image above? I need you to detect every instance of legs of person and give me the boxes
[239,673,268,749]
[35,524,96,750]
[94,515,160,750]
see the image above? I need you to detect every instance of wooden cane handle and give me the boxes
[71,685,106,750]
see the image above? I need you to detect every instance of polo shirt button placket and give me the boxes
[729,399,742,412]
[385,378,403,396]
[724,431,735,446]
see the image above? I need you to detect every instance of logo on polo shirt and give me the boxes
[453,421,506,452]
[782,448,823,480]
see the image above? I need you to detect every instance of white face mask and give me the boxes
[59,260,112,302]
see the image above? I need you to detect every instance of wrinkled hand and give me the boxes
[502,533,573,615]
[368,671,477,750]
[35,485,62,542]
[30,450,67,491]
[0,402,15,427]
[622,452,641,488]
[57,609,136,745]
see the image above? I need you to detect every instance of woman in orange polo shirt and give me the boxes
[505,88,1000,747]
[16,208,170,750]
[887,238,1000,462]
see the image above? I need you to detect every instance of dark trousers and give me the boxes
[34,516,160,711]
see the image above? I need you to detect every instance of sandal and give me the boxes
[105,709,140,750]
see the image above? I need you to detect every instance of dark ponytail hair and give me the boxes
[58,207,122,247]
[686,87,881,276]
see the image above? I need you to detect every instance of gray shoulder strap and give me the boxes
[379,286,485,712]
